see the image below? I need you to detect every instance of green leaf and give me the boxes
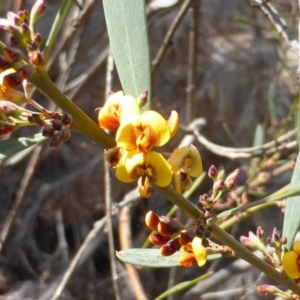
[283,152,300,250]
[116,248,222,268]
[154,272,214,300]
[0,133,47,161]
[252,123,264,156]
[103,0,151,109]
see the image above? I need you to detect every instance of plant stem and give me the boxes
[29,69,116,149]
[210,222,300,295]
[43,0,73,63]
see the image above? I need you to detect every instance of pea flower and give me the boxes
[116,150,173,198]
[169,144,203,194]
[97,91,139,131]
[282,241,300,279]
[116,110,173,153]
[179,237,207,267]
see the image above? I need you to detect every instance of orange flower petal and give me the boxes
[282,250,300,279]
[179,252,196,267]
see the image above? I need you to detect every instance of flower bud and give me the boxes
[58,128,71,141]
[42,125,54,137]
[145,210,159,231]
[61,112,73,126]
[179,229,195,246]
[51,119,63,131]
[49,134,63,148]
[29,51,44,66]
[160,238,181,256]
[213,179,225,191]
[21,23,31,43]
[256,226,264,239]
[137,90,148,109]
[0,55,11,71]
[240,231,266,252]
[272,227,280,242]
[34,33,43,46]
[7,12,21,26]
[208,165,218,180]
[18,65,33,79]
[224,169,240,190]
[148,233,170,246]
[3,47,21,64]
[18,10,29,23]
[2,71,22,89]
[30,0,46,26]
[257,284,284,296]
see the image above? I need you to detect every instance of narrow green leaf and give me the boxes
[0,133,47,161]
[268,84,277,123]
[116,248,222,268]
[154,272,213,300]
[283,152,300,250]
[103,0,151,109]
[253,123,264,155]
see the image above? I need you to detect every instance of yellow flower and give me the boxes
[116,150,172,198]
[169,144,203,194]
[116,110,171,152]
[179,237,207,267]
[0,68,27,104]
[98,91,139,131]
[282,241,300,279]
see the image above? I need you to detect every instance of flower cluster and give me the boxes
[98,91,202,197]
[145,211,208,267]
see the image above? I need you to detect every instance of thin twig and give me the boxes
[55,209,69,268]
[152,0,191,74]
[186,0,201,123]
[104,49,122,300]
[250,0,299,53]
[119,204,148,300]
[50,190,140,300]
[187,118,297,159]
[50,217,107,300]
[0,144,42,254]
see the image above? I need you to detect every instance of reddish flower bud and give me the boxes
[148,233,170,246]
[58,128,71,141]
[29,51,43,66]
[160,238,181,256]
[18,65,33,79]
[104,147,121,168]
[272,227,280,242]
[208,165,218,179]
[51,119,63,131]
[213,179,224,191]
[0,55,11,71]
[30,0,46,26]
[49,135,63,148]
[61,112,73,126]
[42,125,54,137]
[137,90,148,108]
[3,47,21,64]
[257,284,283,295]
[34,33,43,46]
[224,169,240,189]
[179,229,195,246]
[2,72,22,89]
[157,222,178,237]
[145,210,160,231]
[18,10,29,23]
[256,226,264,239]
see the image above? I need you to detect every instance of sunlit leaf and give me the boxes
[116,248,222,268]
[283,152,300,250]
[0,133,47,161]
[103,0,151,110]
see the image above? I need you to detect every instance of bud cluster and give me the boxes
[41,112,73,148]
[0,0,46,68]
[145,211,210,267]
